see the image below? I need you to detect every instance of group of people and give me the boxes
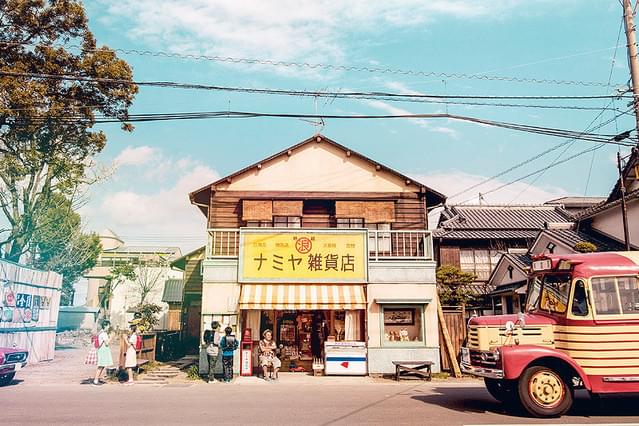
[91,320,139,386]
[203,321,239,383]
[204,322,281,382]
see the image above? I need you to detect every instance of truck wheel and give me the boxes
[484,378,518,403]
[518,366,573,417]
[0,372,15,386]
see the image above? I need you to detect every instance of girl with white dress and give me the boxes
[123,324,138,385]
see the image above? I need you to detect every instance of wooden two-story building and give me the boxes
[188,135,445,375]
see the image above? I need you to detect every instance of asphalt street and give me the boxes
[2,380,639,425]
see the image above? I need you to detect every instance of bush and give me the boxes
[130,302,162,332]
[574,241,597,253]
[436,265,477,305]
[186,365,200,380]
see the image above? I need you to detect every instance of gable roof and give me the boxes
[434,204,572,239]
[189,134,446,216]
[573,188,639,220]
[533,228,625,253]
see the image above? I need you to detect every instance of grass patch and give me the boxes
[186,365,201,381]
[431,372,450,380]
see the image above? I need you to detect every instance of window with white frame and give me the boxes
[273,216,301,228]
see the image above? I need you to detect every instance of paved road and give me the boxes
[2,380,639,425]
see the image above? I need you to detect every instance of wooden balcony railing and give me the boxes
[206,228,433,261]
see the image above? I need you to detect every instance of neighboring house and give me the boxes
[570,150,639,248]
[433,204,573,289]
[544,196,606,215]
[162,278,185,331]
[170,246,205,352]
[82,229,182,330]
[188,134,446,375]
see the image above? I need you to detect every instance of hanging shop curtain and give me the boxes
[245,310,261,340]
[239,284,366,310]
[344,310,361,341]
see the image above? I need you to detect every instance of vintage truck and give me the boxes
[461,252,639,417]
[0,347,28,386]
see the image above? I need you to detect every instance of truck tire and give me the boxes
[0,372,15,386]
[484,378,518,403]
[518,366,573,418]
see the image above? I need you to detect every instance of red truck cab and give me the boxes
[461,251,639,417]
[0,347,28,386]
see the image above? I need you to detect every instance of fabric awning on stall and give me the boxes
[239,284,366,310]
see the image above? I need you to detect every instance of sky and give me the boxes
[76,0,635,253]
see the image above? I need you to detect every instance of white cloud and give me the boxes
[114,146,158,166]
[81,148,219,253]
[101,0,558,74]
[362,99,459,138]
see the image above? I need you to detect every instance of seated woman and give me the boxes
[258,330,281,380]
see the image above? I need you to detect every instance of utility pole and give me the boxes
[618,151,631,250]
[623,0,639,133]
[620,0,638,250]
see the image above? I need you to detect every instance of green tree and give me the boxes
[30,193,100,305]
[0,0,137,261]
[436,264,477,306]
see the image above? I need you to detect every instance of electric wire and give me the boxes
[0,40,621,88]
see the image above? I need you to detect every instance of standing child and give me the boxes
[123,324,138,385]
[219,326,238,383]
[93,320,113,386]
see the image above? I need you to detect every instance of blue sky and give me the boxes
[78,0,634,251]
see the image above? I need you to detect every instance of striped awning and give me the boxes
[239,284,366,310]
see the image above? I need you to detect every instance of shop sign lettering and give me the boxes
[239,230,367,283]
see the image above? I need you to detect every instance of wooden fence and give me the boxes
[438,306,466,372]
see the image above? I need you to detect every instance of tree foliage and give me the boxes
[573,241,597,253]
[30,192,100,305]
[131,302,162,332]
[0,0,137,261]
[436,264,477,306]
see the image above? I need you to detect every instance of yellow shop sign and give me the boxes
[239,229,368,283]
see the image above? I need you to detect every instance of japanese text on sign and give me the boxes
[239,230,367,283]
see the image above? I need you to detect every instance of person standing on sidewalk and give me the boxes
[219,326,238,383]
[203,321,221,383]
[93,320,113,386]
[123,324,138,385]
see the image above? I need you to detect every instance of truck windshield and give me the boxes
[526,273,572,314]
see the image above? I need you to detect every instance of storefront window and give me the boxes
[382,306,424,345]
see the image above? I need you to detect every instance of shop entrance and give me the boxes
[243,309,365,373]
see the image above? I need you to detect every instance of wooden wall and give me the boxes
[438,306,466,372]
[208,191,427,230]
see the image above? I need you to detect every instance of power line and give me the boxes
[446,107,630,201]
[0,41,622,88]
[16,110,634,146]
[0,70,631,105]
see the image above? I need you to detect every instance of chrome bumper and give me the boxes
[461,362,504,379]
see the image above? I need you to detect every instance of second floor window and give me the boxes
[368,223,391,254]
[246,220,271,227]
[336,218,364,228]
[273,216,301,228]
[460,249,502,281]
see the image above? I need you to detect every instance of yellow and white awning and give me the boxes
[239,284,366,310]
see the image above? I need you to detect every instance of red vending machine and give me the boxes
[240,328,253,376]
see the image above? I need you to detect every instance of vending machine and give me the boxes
[324,341,367,375]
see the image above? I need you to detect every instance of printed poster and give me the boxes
[16,293,33,309]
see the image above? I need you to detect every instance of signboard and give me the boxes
[239,229,367,283]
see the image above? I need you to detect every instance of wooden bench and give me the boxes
[392,361,433,382]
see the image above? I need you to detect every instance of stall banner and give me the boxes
[16,293,33,309]
[239,229,367,283]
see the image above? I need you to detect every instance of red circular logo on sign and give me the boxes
[295,237,312,254]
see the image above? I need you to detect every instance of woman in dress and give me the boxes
[258,330,281,380]
[123,324,138,385]
[93,320,113,386]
